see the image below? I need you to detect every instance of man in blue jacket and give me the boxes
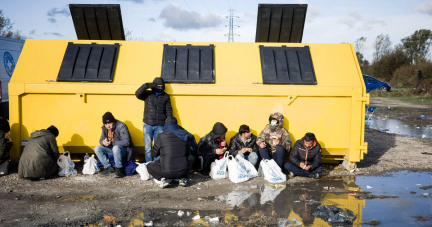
[284,133,322,179]
[94,112,136,178]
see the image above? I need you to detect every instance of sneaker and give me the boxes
[313,173,320,179]
[114,168,125,178]
[159,178,172,188]
[179,178,188,187]
[289,172,295,178]
[99,166,115,176]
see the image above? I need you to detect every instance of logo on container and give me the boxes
[3,52,15,77]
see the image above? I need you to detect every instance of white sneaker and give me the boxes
[179,178,188,187]
[159,178,172,188]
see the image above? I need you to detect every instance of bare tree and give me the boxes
[0,10,23,39]
[373,34,392,62]
[355,37,369,67]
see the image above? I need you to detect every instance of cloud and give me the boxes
[306,6,322,23]
[47,18,57,24]
[44,32,62,37]
[29,29,36,35]
[159,3,222,30]
[412,1,432,16]
[360,18,387,31]
[115,0,165,3]
[339,10,363,28]
[47,7,70,17]
[149,17,156,22]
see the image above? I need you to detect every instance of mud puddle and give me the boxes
[77,171,432,227]
[366,116,432,141]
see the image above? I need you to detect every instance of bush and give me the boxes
[370,48,410,82]
[390,61,432,90]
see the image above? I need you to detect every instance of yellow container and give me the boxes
[9,39,368,163]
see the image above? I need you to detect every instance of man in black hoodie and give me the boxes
[284,133,322,179]
[197,122,228,172]
[147,117,195,188]
[135,77,173,163]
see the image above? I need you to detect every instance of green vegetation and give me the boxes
[370,89,432,105]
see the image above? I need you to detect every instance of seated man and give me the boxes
[197,122,228,172]
[228,124,259,165]
[284,132,322,179]
[0,118,13,175]
[147,117,194,188]
[18,126,60,180]
[257,113,291,168]
[94,112,136,178]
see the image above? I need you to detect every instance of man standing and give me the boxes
[284,132,322,179]
[257,113,291,168]
[147,117,193,188]
[416,70,423,89]
[136,77,173,163]
[197,122,228,173]
[228,124,259,166]
[18,126,60,180]
[94,112,136,178]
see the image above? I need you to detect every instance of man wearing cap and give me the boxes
[147,117,195,188]
[197,122,228,173]
[136,77,173,163]
[94,112,136,178]
[18,125,60,180]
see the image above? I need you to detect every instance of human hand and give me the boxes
[247,148,253,153]
[300,162,305,169]
[240,148,247,154]
[259,142,266,148]
[221,140,227,147]
[305,165,312,171]
[216,148,224,155]
[272,138,280,145]
[103,139,110,147]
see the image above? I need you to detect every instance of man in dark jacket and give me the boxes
[18,126,60,180]
[228,124,259,165]
[0,119,13,175]
[284,133,322,179]
[147,117,193,188]
[197,122,228,172]
[136,77,173,163]
[94,112,136,178]
[416,70,423,89]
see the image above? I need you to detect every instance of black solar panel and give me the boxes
[69,4,125,40]
[255,4,307,43]
[259,45,317,85]
[161,44,215,83]
[57,42,119,82]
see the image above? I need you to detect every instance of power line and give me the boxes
[183,0,204,27]
[224,9,240,42]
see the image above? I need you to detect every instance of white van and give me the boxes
[0,36,24,119]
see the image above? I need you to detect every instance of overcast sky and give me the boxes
[2,0,432,62]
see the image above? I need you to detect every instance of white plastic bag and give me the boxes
[259,159,286,183]
[227,155,249,183]
[235,154,258,178]
[260,185,285,205]
[57,151,75,177]
[210,152,229,179]
[217,191,253,207]
[136,162,153,180]
[82,155,99,175]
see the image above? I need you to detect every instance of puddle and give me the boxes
[83,171,432,226]
[366,116,432,140]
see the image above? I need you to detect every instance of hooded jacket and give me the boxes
[228,133,259,157]
[99,120,136,161]
[289,136,322,170]
[197,122,228,156]
[18,130,60,178]
[257,113,291,153]
[135,77,173,126]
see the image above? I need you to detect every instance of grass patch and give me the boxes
[370,89,432,105]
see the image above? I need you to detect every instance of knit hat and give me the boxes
[0,118,10,133]
[47,125,59,137]
[102,112,116,123]
[165,116,178,124]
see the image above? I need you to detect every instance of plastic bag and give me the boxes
[259,159,286,183]
[136,162,153,180]
[217,191,253,207]
[210,152,229,179]
[235,154,257,178]
[227,155,249,183]
[57,151,75,177]
[82,155,99,175]
[260,185,285,205]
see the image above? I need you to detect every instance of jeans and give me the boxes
[284,162,322,177]
[237,152,258,166]
[143,123,163,163]
[94,145,127,168]
[259,145,286,168]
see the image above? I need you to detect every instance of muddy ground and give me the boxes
[1,128,432,227]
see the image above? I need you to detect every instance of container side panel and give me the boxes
[200,48,213,82]
[95,7,112,40]
[262,48,277,83]
[279,8,294,42]
[70,7,89,40]
[286,49,302,83]
[107,7,123,40]
[86,46,103,79]
[290,7,306,43]
[161,46,176,81]
[175,48,188,81]
[188,48,200,81]
[98,46,116,80]
[256,6,271,42]
[58,44,80,80]
[297,49,316,84]
[83,7,101,40]
[72,45,91,80]
[274,49,289,83]
[268,7,282,42]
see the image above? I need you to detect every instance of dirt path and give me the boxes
[370,97,432,109]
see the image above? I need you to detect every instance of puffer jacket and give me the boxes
[135,77,173,126]
[228,133,259,157]
[99,120,136,161]
[289,136,322,169]
[18,130,60,178]
[257,112,291,152]
[197,122,228,156]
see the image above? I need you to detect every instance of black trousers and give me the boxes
[147,160,189,180]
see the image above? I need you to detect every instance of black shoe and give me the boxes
[99,166,115,176]
[308,173,320,179]
[179,178,188,187]
[114,168,125,178]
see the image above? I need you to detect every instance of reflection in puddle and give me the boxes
[366,116,432,140]
[85,171,432,227]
